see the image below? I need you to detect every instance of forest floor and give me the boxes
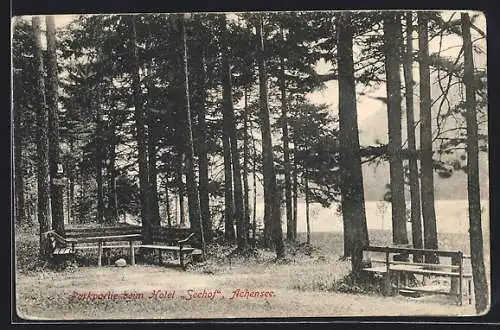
[15,228,485,320]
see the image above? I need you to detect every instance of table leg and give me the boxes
[468,279,472,304]
[158,249,163,265]
[129,241,135,266]
[97,241,103,267]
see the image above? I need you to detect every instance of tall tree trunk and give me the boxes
[256,15,285,259]
[220,14,246,251]
[252,133,257,244]
[461,12,489,313]
[279,33,293,242]
[32,16,52,259]
[243,87,251,241]
[45,15,65,235]
[130,15,152,243]
[417,12,439,262]
[383,13,408,245]
[147,113,161,227]
[106,125,119,223]
[177,152,185,227]
[337,13,369,274]
[222,73,235,242]
[305,173,311,245]
[195,52,212,243]
[292,140,298,241]
[96,118,104,224]
[180,15,204,251]
[14,101,26,225]
[403,12,424,261]
[165,178,172,228]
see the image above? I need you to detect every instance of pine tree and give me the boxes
[256,14,285,258]
[130,15,153,242]
[32,16,52,258]
[383,12,408,245]
[461,12,489,313]
[403,12,424,261]
[417,12,439,261]
[180,14,204,250]
[336,12,369,273]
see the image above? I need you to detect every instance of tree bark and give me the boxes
[243,88,251,241]
[221,14,246,251]
[256,15,285,259]
[279,30,294,242]
[147,109,161,227]
[337,13,369,274]
[195,52,212,243]
[165,178,172,228]
[292,137,298,241]
[32,16,52,259]
[180,15,204,251]
[417,12,439,262]
[177,152,185,227]
[45,15,65,235]
[403,12,424,261]
[130,15,152,243]
[252,133,257,244]
[305,173,311,245]
[14,92,26,225]
[222,61,235,242]
[106,125,119,223]
[96,118,104,224]
[383,13,408,245]
[461,12,489,313]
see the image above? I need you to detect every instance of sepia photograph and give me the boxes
[12,10,489,320]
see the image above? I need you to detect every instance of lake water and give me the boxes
[255,200,490,235]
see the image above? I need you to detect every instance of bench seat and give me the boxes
[140,244,195,252]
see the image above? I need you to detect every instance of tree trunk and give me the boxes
[252,133,257,244]
[383,13,408,245]
[222,67,235,242]
[256,15,285,259]
[96,118,104,224]
[177,152,185,227]
[243,87,251,241]
[220,14,246,251]
[461,12,489,313]
[279,34,293,242]
[45,15,65,235]
[305,173,311,245]
[292,140,298,241]
[417,13,439,262]
[32,16,52,259]
[180,15,204,251]
[195,52,212,244]
[130,15,152,243]
[14,100,26,225]
[147,111,161,227]
[165,179,172,228]
[106,125,119,223]
[337,13,369,274]
[403,12,424,261]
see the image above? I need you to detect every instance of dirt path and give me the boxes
[16,264,477,320]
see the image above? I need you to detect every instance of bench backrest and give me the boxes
[362,245,464,270]
[151,227,193,245]
[65,225,143,239]
[363,245,463,258]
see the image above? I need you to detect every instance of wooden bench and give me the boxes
[139,227,201,269]
[361,245,473,305]
[48,225,144,266]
